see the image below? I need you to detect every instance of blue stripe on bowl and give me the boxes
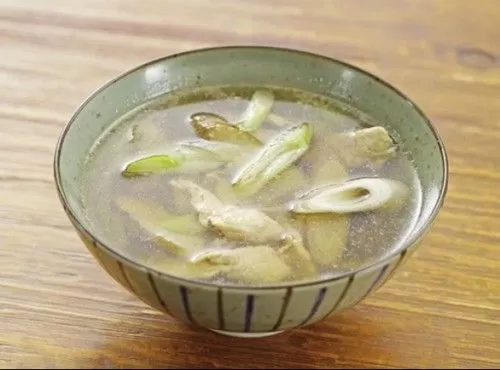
[318,275,355,321]
[388,249,407,279]
[147,272,172,315]
[361,249,409,301]
[179,286,194,324]
[272,287,293,331]
[87,239,114,278]
[244,295,255,332]
[117,260,136,294]
[300,287,327,326]
[217,288,225,331]
[357,263,390,303]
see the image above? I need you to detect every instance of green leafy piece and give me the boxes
[122,155,182,177]
[121,139,249,177]
[232,122,313,195]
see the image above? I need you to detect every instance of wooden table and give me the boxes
[1,0,499,368]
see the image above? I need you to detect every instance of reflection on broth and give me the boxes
[80,85,421,286]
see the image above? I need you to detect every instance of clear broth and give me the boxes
[79,85,422,285]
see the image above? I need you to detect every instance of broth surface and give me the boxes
[79,85,422,285]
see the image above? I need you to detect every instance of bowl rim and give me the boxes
[53,45,449,291]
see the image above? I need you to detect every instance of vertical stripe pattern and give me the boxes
[81,230,412,334]
[320,275,355,321]
[179,286,194,324]
[357,264,390,303]
[388,250,407,279]
[272,288,293,331]
[217,288,225,331]
[147,272,172,315]
[244,295,255,332]
[117,261,135,294]
[300,287,327,326]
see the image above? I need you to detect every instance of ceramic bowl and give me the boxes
[54,46,448,338]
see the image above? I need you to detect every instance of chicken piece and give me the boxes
[208,206,285,244]
[169,179,225,227]
[278,229,318,279]
[151,257,230,280]
[353,126,396,159]
[190,246,292,284]
[170,179,286,244]
[335,126,397,168]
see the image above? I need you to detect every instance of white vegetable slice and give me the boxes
[237,90,275,132]
[288,178,410,214]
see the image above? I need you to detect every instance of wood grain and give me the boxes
[1,0,499,368]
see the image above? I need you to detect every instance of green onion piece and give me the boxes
[121,140,232,177]
[237,90,275,132]
[232,122,313,195]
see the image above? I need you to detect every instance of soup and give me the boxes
[79,85,421,286]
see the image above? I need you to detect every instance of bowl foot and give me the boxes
[210,329,284,338]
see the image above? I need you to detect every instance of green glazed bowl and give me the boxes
[54,46,448,338]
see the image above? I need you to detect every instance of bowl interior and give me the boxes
[55,46,447,282]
